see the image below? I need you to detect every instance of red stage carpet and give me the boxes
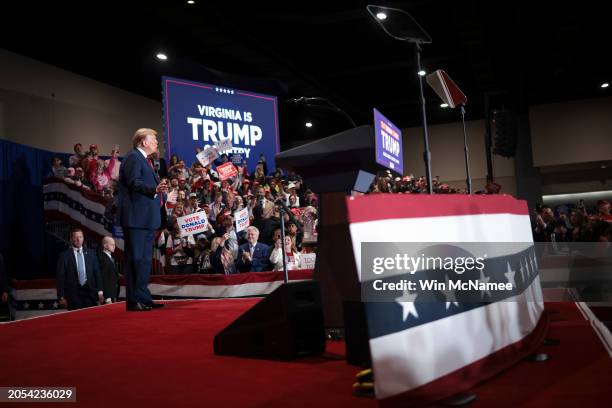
[0,300,611,407]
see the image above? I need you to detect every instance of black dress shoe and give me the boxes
[126,302,152,311]
[146,302,165,309]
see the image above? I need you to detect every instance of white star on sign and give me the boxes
[38,302,44,309]
[24,302,30,309]
[440,275,459,309]
[395,290,419,321]
[52,301,59,309]
[505,261,516,289]
[477,269,491,299]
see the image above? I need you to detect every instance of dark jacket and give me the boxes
[117,149,161,230]
[237,242,271,272]
[97,250,120,300]
[56,247,103,299]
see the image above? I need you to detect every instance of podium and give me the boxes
[277,125,390,365]
[213,125,386,362]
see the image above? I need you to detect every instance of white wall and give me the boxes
[0,48,163,155]
[403,119,516,195]
[530,97,612,167]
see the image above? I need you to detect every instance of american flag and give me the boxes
[346,194,547,406]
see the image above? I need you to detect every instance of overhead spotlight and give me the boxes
[601,82,610,88]
[602,164,608,169]
[376,12,387,20]
[418,70,426,76]
[187,0,195,3]
[156,53,168,61]
[305,122,313,128]
[440,103,449,108]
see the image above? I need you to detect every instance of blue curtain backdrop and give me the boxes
[0,139,71,279]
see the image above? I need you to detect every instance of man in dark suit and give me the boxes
[237,226,271,272]
[56,229,104,310]
[98,236,120,303]
[118,128,168,311]
[251,205,278,246]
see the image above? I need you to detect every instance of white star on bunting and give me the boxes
[440,275,459,309]
[24,302,30,309]
[38,302,44,309]
[52,302,59,309]
[395,290,419,321]
[477,269,491,299]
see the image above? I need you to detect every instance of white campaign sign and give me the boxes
[176,211,209,237]
[234,208,250,233]
[216,137,233,153]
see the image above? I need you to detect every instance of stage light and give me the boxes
[602,82,610,88]
[305,122,313,128]
[376,12,387,20]
[156,53,168,61]
[440,103,449,108]
[418,70,426,76]
[602,165,608,169]
[187,0,195,3]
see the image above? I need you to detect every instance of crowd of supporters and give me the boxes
[48,141,611,278]
[533,200,612,242]
[50,143,319,275]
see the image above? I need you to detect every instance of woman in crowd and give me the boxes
[210,237,236,275]
[251,163,266,184]
[270,235,301,271]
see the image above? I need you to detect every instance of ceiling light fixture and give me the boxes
[440,103,449,108]
[187,0,195,4]
[305,122,313,128]
[601,82,610,88]
[376,12,387,20]
[418,70,426,76]
[156,53,168,61]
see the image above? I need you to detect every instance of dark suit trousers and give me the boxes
[67,284,97,310]
[123,228,154,305]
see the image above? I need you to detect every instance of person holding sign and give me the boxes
[215,215,239,259]
[237,226,271,272]
[118,128,168,312]
[166,223,196,275]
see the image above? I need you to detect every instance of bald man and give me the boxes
[98,236,120,303]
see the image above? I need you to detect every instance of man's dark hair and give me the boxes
[70,228,83,236]
[540,205,551,213]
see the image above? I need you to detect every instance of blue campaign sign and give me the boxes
[162,76,280,172]
[373,108,404,175]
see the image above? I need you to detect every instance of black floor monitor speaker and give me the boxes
[214,281,326,360]
[343,301,372,367]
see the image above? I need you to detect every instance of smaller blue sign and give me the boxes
[373,108,403,175]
